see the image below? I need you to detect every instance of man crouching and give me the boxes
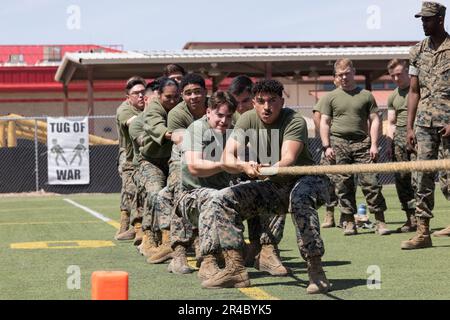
[199,79,331,294]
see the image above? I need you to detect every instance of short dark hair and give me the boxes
[163,64,186,77]
[228,75,253,96]
[157,77,179,94]
[180,73,206,91]
[208,91,237,113]
[125,76,146,93]
[145,77,162,94]
[252,79,284,98]
[387,59,408,71]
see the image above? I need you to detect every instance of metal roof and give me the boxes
[55,46,412,84]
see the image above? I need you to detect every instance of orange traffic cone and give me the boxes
[91,271,128,300]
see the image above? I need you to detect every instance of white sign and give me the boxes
[47,117,89,185]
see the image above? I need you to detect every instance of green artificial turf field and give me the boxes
[0,185,449,300]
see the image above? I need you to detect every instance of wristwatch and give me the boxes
[322,145,331,152]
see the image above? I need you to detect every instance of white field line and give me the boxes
[63,198,118,228]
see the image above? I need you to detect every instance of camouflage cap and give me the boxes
[415,1,446,18]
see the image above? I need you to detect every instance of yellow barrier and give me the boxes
[1,114,118,147]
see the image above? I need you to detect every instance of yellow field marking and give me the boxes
[0,221,102,226]
[10,240,115,250]
[187,257,199,270]
[106,220,121,229]
[238,288,280,300]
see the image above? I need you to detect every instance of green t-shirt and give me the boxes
[181,116,232,190]
[128,112,146,166]
[116,100,142,161]
[232,112,241,125]
[168,100,206,161]
[320,87,378,140]
[140,99,173,160]
[387,87,409,127]
[231,108,314,182]
[313,94,330,114]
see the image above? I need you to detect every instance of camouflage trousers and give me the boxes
[171,185,286,250]
[415,126,450,218]
[132,158,169,228]
[438,142,450,201]
[392,126,417,212]
[118,152,136,213]
[146,159,182,232]
[230,175,285,243]
[330,136,387,216]
[319,153,338,208]
[170,187,214,248]
[199,176,329,260]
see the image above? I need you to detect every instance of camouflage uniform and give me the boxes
[392,126,417,212]
[116,101,141,214]
[199,108,326,259]
[313,99,338,208]
[439,144,449,200]
[147,158,182,232]
[170,115,286,250]
[199,176,329,260]
[118,150,136,213]
[148,100,205,233]
[388,87,417,213]
[137,158,169,228]
[319,154,338,208]
[170,187,217,248]
[409,34,450,218]
[137,99,174,230]
[331,136,387,215]
[321,88,387,216]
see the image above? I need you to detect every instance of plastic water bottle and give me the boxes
[357,204,367,216]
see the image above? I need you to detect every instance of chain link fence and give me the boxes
[0,110,394,194]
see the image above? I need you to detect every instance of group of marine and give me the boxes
[112,1,449,295]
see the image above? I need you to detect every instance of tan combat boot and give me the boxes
[147,229,173,264]
[140,230,159,257]
[343,214,357,236]
[114,211,135,240]
[244,241,261,267]
[254,244,290,276]
[401,217,432,250]
[167,245,193,274]
[198,254,221,281]
[306,256,331,294]
[193,236,202,268]
[374,212,391,235]
[133,222,144,246]
[396,211,417,233]
[432,225,450,237]
[321,207,336,228]
[201,249,250,289]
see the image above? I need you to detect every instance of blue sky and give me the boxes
[0,0,448,51]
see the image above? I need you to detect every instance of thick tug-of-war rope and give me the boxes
[260,159,450,176]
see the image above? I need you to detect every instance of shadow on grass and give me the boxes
[282,260,352,270]
[249,272,366,300]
